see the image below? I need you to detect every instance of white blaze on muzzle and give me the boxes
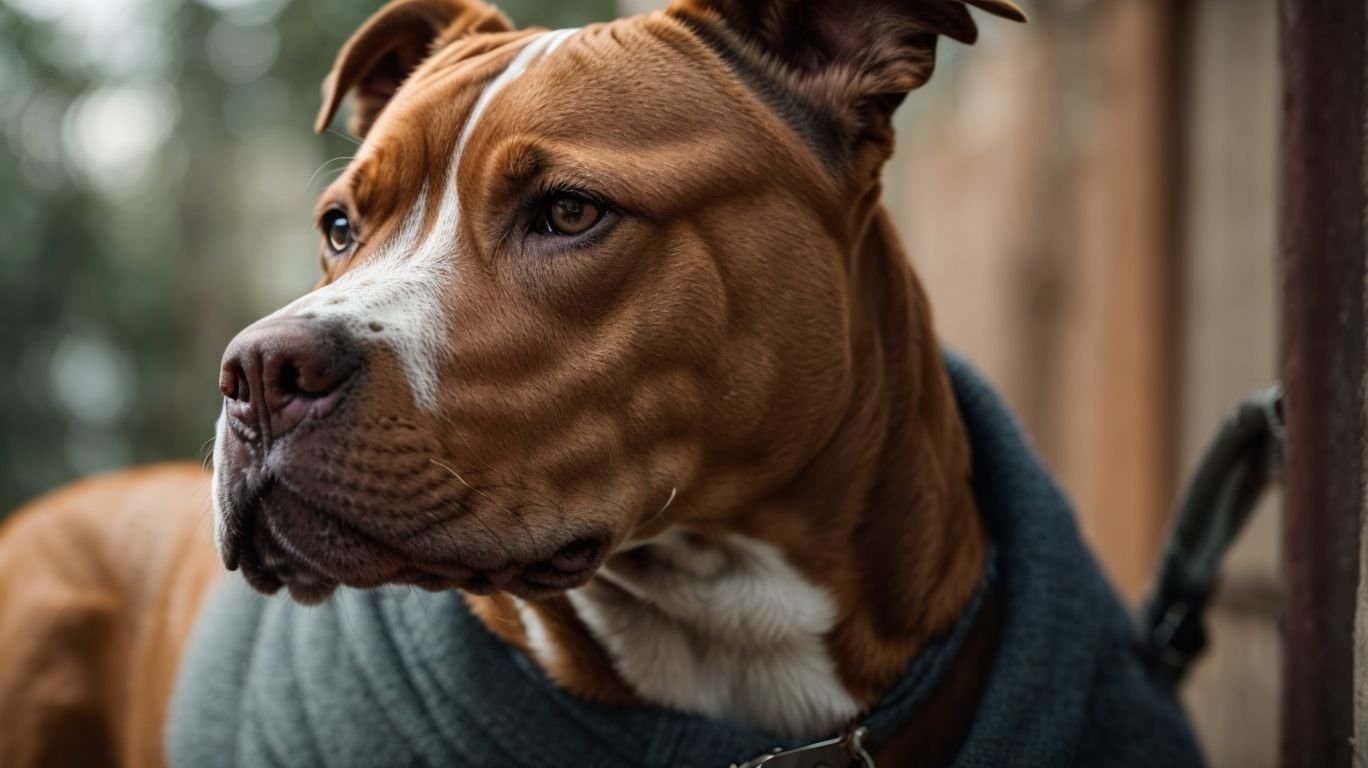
[246,28,582,414]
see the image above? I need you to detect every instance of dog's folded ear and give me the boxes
[316,0,514,138]
[668,0,1024,163]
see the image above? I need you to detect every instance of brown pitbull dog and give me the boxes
[0,0,1027,765]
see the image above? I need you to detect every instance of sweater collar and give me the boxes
[373,549,994,767]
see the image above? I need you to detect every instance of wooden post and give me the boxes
[1279,1,1366,765]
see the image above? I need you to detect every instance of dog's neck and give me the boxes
[467,205,987,739]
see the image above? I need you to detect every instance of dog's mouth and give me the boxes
[222,479,612,605]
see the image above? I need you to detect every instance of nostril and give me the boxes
[220,362,249,402]
[276,360,302,399]
[218,369,235,400]
[273,355,352,401]
[299,362,340,397]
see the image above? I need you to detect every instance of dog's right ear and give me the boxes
[315,0,514,138]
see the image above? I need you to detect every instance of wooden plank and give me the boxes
[1175,1,1280,764]
[1054,0,1178,598]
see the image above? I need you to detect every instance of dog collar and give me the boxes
[732,558,997,768]
[731,726,874,768]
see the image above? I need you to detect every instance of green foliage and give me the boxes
[0,0,615,516]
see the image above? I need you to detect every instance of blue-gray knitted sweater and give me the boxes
[166,357,1205,767]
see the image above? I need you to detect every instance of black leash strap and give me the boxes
[1134,385,1285,692]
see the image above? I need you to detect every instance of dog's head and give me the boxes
[211,0,1023,604]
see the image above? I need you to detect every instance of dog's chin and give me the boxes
[230,495,344,605]
[235,566,338,606]
[220,479,612,605]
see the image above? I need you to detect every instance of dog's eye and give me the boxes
[321,209,353,254]
[540,194,602,236]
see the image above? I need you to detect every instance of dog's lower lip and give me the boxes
[549,536,607,573]
[221,479,611,599]
[399,570,455,592]
[506,578,578,600]
[463,576,497,596]
[223,538,241,572]
[519,559,599,590]
[240,561,283,595]
[284,576,340,605]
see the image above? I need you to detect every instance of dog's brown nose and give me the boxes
[219,319,361,444]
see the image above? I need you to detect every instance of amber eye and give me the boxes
[543,194,602,236]
[322,209,353,254]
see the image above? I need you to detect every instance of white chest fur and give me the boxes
[565,530,859,738]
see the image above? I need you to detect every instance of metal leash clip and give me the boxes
[730,725,875,768]
[1134,384,1284,691]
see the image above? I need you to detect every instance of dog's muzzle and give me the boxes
[214,317,365,601]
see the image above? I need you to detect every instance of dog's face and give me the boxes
[211,0,1022,604]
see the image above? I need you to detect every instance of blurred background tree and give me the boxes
[0,0,613,514]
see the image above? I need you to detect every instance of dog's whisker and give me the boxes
[631,486,677,536]
[199,435,218,471]
[429,458,517,563]
[303,155,356,191]
[445,437,559,557]
[191,478,218,538]
[463,479,554,556]
[327,127,363,147]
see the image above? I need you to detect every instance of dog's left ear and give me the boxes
[316,0,514,137]
[669,0,1024,162]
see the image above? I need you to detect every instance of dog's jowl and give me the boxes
[0,1,1206,767]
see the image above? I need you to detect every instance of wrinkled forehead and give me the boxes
[330,17,818,222]
[329,27,557,221]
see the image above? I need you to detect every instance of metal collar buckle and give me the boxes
[731,726,875,768]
